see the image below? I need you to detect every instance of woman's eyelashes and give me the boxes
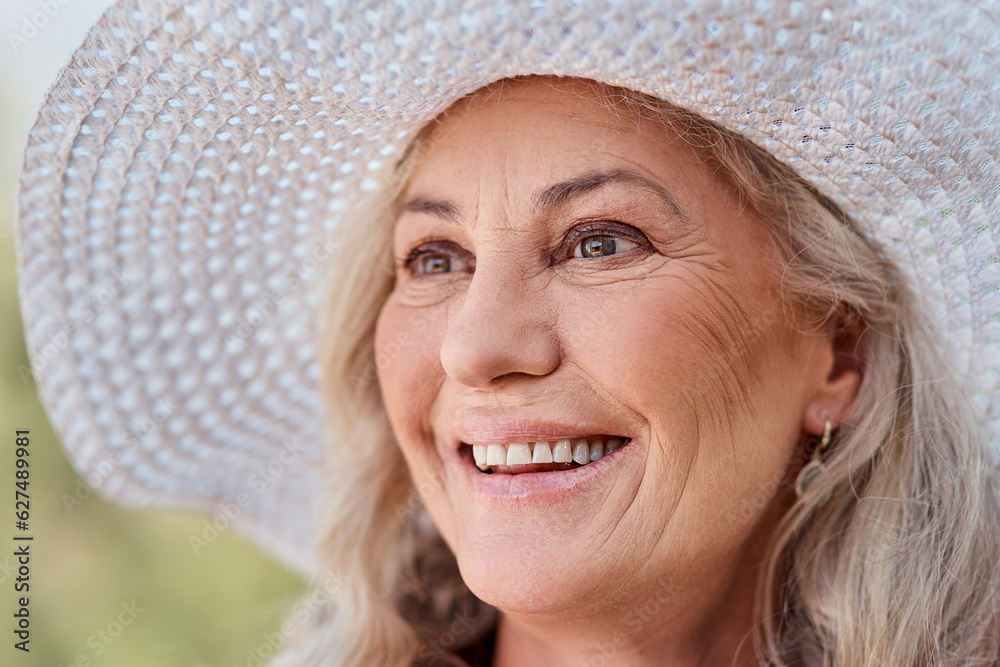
[399,239,474,277]
[564,222,650,260]
[400,221,653,276]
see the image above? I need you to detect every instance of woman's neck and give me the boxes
[490,580,760,667]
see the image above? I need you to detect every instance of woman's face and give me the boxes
[375,78,840,624]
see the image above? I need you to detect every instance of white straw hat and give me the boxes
[16,0,1000,575]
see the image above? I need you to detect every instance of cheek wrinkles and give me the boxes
[669,265,780,433]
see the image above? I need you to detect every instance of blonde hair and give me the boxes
[271,77,1000,666]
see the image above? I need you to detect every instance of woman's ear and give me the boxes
[802,316,866,435]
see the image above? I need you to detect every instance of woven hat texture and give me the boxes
[16,0,1000,574]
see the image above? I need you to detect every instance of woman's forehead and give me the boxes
[401,78,693,199]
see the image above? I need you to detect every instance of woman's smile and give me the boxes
[446,408,645,497]
[455,435,641,499]
[466,435,628,472]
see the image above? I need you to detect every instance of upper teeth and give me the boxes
[471,437,625,471]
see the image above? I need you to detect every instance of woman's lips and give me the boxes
[455,436,638,499]
[461,436,630,474]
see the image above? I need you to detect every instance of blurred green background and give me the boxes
[1,2,307,665]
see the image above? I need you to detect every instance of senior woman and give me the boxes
[16,0,1000,665]
[303,75,1000,666]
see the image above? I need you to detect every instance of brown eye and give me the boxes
[573,234,639,258]
[404,243,473,275]
[581,235,615,257]
[420,254,452,274]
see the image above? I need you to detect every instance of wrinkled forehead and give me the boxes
[393,76,691,207]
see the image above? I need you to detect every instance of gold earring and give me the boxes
[795,420,833,498]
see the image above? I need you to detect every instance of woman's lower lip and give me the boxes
[457,439,636,499]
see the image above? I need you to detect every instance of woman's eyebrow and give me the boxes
[395,168,689,225]
[396,197,462,223]
[534,168,689,223]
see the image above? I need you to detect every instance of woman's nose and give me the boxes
[438,260,561,388]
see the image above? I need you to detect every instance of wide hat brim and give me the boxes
[16,0,1000,575]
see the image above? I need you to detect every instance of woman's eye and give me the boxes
[572,233,640,258]
[405,246,473,275]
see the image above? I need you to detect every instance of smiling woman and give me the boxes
[296,76,1000,666]
[384,77,828,661]
[16,1,1000,666]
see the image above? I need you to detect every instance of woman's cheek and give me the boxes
[375,299,447,451]
[375,298,468,544]
[376,302,423,426]
[560,276,748,421]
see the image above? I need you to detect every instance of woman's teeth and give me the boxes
[471,437,625,472]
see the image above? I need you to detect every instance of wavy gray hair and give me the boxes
[271,77,1000,666]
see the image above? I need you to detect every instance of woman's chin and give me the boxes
[460,567,582,615]
[453,537,606,615]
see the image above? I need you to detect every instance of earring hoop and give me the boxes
[795,420,833,498]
